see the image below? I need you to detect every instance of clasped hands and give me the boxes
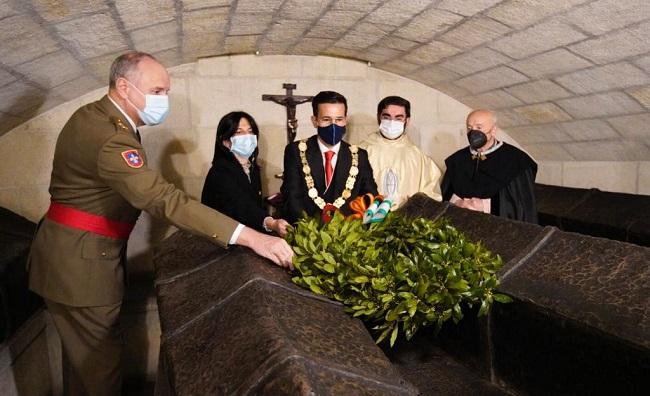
[450,194,490,213]
[453,197,485,211]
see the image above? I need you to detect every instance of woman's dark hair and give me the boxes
[213,111,260,162]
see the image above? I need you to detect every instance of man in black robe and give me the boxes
[441,109,538,223]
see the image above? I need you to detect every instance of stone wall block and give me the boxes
[562,161,639,192]
[564,140,650,162]
[535,161,563,186]
[439,48,511,77]
[557,92,643,119]
[15,51,84,89]
[365,1,430,27]
[510,49,592,79]
[0,80,46,115]
[182,7,229,36]
[555,62,650,95]
[235,0,284,13]
[114,0,176,31]
[131,21,179,55]
[638,162,650,195]
[505,80,572,104]
[456,66,528,93]
[402,41,461,66]
[562,0,650,35]
[229,13,273,36]
[626,86,650,109]
[557,119,619,141]
[513,102,572,124]
[439,16,511,50]
[489,21,586,59]
[506,124,572,144]
[54,13,128,59]
[0,15,59,66]
[394,8,464,43]
[522,143,574,161]
[486,0,589,29]
[282,0,329,20]
[301,56,368,79]
[230,54,302,77]
[607,113,650,139]
[31,0,107,22]
[569,20,650,64]
[437,0,503,16]
[460,90,524,109]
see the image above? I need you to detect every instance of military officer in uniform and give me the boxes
[27,52,293,396]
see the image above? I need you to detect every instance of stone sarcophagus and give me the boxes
[153,232,418,395]
[535,183,650,247]
[154,194,649,395]
[0,207,42,342]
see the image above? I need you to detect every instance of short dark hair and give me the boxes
[109,51,157,88]
[213,111,260,162]
[377,96,411,120]
[311,91,348,116]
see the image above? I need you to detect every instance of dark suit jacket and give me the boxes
[281,135,377,224]
[201,150,268,232]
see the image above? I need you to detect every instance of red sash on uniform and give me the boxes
[46,201,135,239]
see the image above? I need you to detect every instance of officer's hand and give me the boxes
[236,226,294,270]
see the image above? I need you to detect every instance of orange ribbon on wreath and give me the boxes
[348,193,382,220]
[321,193,385,224]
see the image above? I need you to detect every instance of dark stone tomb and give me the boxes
[155,194,649,395]
[535,183,650,247]
[0,207,42,342]
[155,232,418,395]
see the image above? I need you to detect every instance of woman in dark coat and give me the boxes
[201,111,289,235]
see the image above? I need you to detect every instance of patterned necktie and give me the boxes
[324,150,334,187]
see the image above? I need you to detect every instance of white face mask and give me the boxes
[230,134,257,158]
[379,119,405,139]
[125,80,170,126]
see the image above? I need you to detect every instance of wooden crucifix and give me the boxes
[262,83,313,144]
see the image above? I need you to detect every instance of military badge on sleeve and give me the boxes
[121,150,144,168]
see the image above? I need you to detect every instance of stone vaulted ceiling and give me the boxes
[1,0,650,161]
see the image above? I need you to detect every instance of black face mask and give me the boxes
[467,129,487,150]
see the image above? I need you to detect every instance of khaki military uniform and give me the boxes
[28,95,238,395]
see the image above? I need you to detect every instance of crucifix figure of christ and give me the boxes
[262,83,313,144]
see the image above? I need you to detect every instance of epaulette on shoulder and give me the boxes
[109,116,131,134]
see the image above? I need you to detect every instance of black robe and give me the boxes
[201,150,268,232]
[441,142,538,223]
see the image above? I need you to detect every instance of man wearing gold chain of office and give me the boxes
[281,91,378,224]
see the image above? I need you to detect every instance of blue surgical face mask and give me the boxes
[317,124,346,146]
[126,80,170,126]
[230,134,257,158]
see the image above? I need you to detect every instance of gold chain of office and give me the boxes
[298,140,359,209]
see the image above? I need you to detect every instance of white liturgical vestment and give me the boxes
[360,131,442,208]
